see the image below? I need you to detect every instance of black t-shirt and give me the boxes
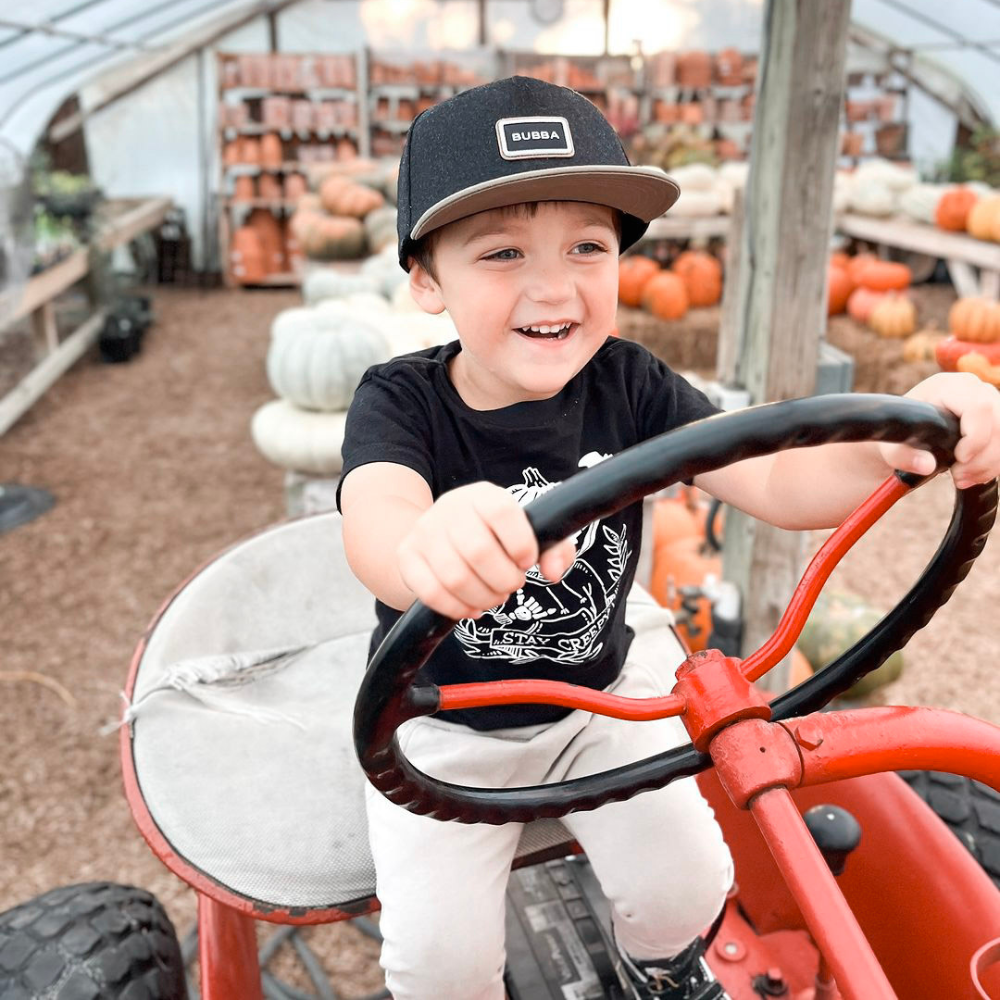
[338,337,719,729]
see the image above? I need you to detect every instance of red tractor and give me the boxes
[105,395,1000,999]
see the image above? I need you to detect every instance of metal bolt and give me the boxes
[794,721,824,750]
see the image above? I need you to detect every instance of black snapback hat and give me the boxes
[396,75,680,269]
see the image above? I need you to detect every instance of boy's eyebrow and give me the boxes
[461,212,616,246]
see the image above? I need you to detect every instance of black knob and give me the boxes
[803,804,862,876]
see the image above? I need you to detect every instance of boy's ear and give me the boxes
[408,262,446,315]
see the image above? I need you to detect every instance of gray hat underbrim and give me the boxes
[409,165,681,241]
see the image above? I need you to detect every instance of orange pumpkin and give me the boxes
[949,298,1000,343]
[652,495,701,555]
[847,253,878,285]
[855,260,911,292]
[935,186,978,232]
[294,214,367,260]
[642,272,689,320]
[650,536,721,652]
[869,293,917,339]
[830,251,851,271]
[957,352,1000,388]
[967,196,1000,242]
[935,336,1000,373]
[847,287,886,324]
[827,264,854,315]
[618,256,661,307]
[672,251,723,307]
[319,174,384,217]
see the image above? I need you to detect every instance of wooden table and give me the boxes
[836,212,1000,300]
[0,196,172,437]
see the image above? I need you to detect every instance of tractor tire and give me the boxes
[0,882,186,999]
[900,771,1000,889]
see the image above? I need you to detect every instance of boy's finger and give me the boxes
[538,538,576,583]
[446,513,527,597]
[398,550,483,621]
[472,491,539,570]
[879,442,936,477]
[955,396,997,466]
[419,531,516,611]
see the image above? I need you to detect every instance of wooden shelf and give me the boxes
[225,198,297,209]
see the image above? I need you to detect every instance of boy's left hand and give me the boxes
[879,373,1000,489]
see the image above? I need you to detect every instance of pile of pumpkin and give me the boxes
[229,159,400,284]
[648,487,903,696]
[934,297,1000,387]
[288,165,398,262]
[251,246,458,478]
[827,252,917,338]
[927,185,1000,243]
[618,250,723,322]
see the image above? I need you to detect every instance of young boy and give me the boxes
[338,76,1000,1000]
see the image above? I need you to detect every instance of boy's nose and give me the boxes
[523,262,574,304]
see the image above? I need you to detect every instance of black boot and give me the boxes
[615,936,728,999]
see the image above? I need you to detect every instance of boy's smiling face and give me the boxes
[407,201,620,410]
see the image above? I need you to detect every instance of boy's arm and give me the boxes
[340,462,576,618]
[340,462,434,612]
[694,373,1000,531]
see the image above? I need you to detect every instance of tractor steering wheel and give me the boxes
[353,395,997,825]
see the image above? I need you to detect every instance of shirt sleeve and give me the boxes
[336,367,435,512]
[632,349,721,441]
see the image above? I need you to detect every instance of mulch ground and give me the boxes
[1,281,997,994]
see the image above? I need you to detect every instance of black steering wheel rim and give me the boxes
[353,394,997,825]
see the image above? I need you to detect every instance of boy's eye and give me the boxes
[572,242,607,255]
[485,248,522,261]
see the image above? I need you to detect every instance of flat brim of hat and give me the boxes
[409,165,680,240]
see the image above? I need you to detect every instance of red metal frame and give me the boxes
[434,475,1000,1000]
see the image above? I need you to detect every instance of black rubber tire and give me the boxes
[0,882,186,1000]
[899,771,1000,889]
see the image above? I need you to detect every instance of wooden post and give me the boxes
[718,0,851,690]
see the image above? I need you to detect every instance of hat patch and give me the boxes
[496,116,574,160]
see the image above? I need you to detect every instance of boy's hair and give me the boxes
[408,202,624,281]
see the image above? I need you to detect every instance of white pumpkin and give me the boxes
[899,183,949,225]
[853,158,917,193]
[364,205,398,254]
[362,245,408,298]
[847,179,897,217]
[342,291,391,314]
[391,280,423,313]
[271,307,325,339]
[251,400,347,475]
[266,314,390,411]
[302,267,381,306]
[669,188,723,217]
[719,161,749,188]
[669,164,718,192]
[715,178,736,214]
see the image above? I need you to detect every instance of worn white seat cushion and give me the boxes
[129,512,572,911]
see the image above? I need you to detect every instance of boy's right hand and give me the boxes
[397,482,577,620]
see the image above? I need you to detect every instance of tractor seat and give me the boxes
[124,512,575,916]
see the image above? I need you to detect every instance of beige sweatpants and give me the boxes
[364,587,734,1000]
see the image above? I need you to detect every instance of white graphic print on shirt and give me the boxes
[453,452,632,664]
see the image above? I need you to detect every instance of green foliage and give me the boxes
[942,126,1000,188]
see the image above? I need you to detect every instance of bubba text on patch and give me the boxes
[496,117,575,160]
